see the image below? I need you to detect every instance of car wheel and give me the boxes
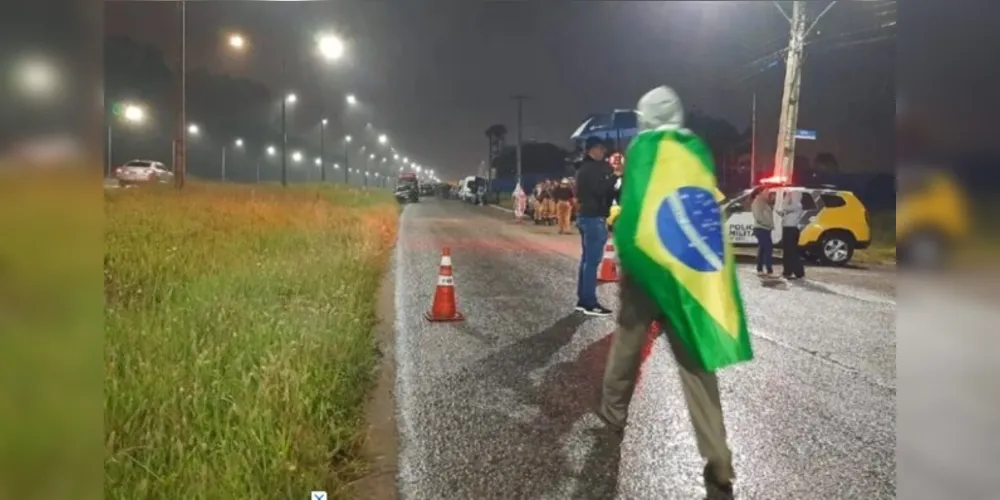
[900,230,946,269]
[819,232,854,266]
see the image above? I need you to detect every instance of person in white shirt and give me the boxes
[776,190,805,279]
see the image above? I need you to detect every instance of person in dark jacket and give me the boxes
[573,137,618,316]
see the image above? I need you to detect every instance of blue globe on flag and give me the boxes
[654,186,725,272]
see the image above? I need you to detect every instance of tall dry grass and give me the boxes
[104,183,397,499]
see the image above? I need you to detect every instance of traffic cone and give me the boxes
[597,236,619,283]
[425,247,464,322]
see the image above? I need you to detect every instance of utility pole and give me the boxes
[750,92,757,186]
[773,0,836,182]
[255,157,260,183]
[512,95,527,186]
[221,146,226,181]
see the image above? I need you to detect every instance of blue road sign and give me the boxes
[794,129,817,140]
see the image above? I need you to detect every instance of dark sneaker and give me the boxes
[574,302,586,312]
[703,465,735,500]
[581,304,613,317]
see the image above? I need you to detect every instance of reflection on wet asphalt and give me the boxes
[393,199,895,499]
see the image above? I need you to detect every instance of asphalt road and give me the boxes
[391,198,896,500]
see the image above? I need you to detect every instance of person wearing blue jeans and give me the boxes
[752,228,773,274]
[576,216,608,312]
[750,187,776,276]
[573,137,618,316]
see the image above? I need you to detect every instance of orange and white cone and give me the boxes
[597,236,619,283]
[425,248,464,322]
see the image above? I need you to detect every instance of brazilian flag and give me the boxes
[614,129,753,371]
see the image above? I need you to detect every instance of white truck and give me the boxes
[457,176,484,203]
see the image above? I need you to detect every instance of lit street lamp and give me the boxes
[234,138,243,147]
[317,33,345,61]
[378,133,388,145]
[267,145,276,156]
[345,94,357,106]
[292,151,303,163]
[228,33,246,50]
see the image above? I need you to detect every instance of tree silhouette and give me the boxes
[485,124,508,175]
[485,124,508,142]
[814,152,840,173]
[491,142,570,179]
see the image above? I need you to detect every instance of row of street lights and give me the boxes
[110,95,439,186]
[118,25,440,187]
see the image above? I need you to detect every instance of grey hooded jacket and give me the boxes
[636,86,686,133]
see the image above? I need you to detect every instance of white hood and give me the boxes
[636,86,685,132]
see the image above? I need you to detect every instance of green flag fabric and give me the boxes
[614,129,753,372]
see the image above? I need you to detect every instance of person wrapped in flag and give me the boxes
[595,86,752,500]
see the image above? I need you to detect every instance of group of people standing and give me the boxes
[749,186,806,280]
[531,178,578,234]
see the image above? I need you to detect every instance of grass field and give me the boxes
[854,209,896,265]
[104,182,398,499]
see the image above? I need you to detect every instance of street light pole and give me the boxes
[280,59,288,187]
[106,124,113,177]
[320,120,326,182]
[513,95,527,186]
[221,146,226,181]
[174,0,187,189]
[343,144,349,184]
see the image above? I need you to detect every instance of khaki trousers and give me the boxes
[600,273,735,483]
[556,201,573,233]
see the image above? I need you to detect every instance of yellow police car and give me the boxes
[722,183,872,266]
[897,168,969,268]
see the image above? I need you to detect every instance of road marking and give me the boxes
[491,205,514,213]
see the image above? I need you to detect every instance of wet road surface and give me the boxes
[391,198,895,499]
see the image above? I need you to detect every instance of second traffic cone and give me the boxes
[425,247,464,322]
[597,236,619,283]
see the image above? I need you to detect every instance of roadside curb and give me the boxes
[349,250,400,499]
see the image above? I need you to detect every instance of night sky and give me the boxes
[103,1,989,181]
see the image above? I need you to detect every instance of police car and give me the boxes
[722,181,872,266]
